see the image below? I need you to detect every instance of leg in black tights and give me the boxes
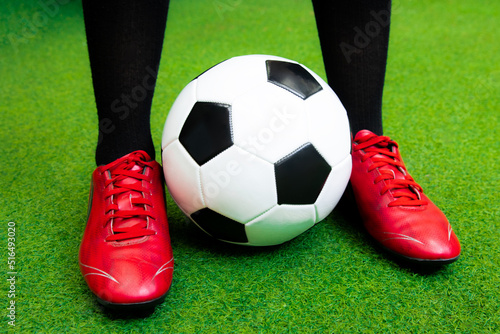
[312,0,391,136]
[82,0,170,165]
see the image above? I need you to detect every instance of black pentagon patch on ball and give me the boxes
[191,208,248,243]
[274,143,331,205]
[266,60,323,100]
[179,102,233,165]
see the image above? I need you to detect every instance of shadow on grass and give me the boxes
[167,186,457,276]
[166,203,292,258]
[174,219,284,257]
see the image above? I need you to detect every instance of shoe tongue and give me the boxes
[357,133,406,181]
[354,129,376,141]
[113,164,146,229]
[379,153,406,181]
[354,130,418,199]
[377,147,419,199]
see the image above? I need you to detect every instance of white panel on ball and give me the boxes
[305,90,351,168]
[161,80,198,149]
[162,140,205,215]
[232,83,309,164]
[199,145,277,223]
[196,55,280,104]
[245,204,316,246]
[314,155,352,222]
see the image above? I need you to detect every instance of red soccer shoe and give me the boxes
[350,130,461,264]
[79,151,173,309]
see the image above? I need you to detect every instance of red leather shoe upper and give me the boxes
[350,130,461,262]
[79,151,173,305]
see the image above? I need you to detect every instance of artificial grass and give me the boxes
[0,0,499,332]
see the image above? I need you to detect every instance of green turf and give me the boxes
[1,0,499,332]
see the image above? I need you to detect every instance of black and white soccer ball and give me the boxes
[161,55,351,246]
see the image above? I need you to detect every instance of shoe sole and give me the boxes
[377,241,461,268]
[96,293,167,312]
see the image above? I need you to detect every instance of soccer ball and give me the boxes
[161,55,351,246]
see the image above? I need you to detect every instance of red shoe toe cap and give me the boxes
[80,256,173,305]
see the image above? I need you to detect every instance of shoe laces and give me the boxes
[103,151,157,242]
[353,132,428,207]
